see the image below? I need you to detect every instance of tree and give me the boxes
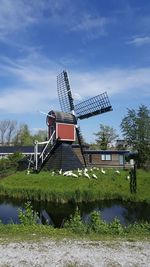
[0,120,10,145]
[6,120,17,145]
[94,124,118,150]
[0,120,18,145]
[33,129,47,142]
[13,124,33,146]
[121,105,150,167]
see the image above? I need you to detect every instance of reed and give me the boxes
[0,169,149,203]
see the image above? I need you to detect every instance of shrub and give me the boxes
[64,208,87,234]
[88,211,108,234]
[18,201,39,226]
[109,218,124,235]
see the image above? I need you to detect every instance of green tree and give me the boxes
[94,124,118,150]
[33,129,47,142]
[13,124,33,146]
[121,105,150,167]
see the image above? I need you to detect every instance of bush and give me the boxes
[88,211,108,234]
[18,201,39,226]
[64,208,87,234]
[0,152,23,175]
[109,218,124,235]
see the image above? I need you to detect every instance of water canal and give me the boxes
[0,197,150,227]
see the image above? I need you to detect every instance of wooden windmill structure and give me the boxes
[33,70,112,172]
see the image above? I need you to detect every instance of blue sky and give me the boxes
[0,0,150,143]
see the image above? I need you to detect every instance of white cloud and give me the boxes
[71,14,108,39]
[127,36,150,46]
[0,54,150,114]
[0,55,59,113]
[0,0,38,40]
[70,68,150,100]
[0,0,109,43]
[0,0,70,42]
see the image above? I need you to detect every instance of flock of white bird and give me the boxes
[50,167,130,180]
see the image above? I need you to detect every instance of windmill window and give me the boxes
[101,154,112,161]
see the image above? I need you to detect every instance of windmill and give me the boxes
[33,70,112,172]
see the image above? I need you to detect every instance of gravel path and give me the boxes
[0,239,150,267]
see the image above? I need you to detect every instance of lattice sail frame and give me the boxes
[57,71,74,113]
[74,92,112,120]
[57,71,112,120]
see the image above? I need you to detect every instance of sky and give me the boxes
[0,0,150,143]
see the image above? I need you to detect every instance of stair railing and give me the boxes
[34,130,56,171]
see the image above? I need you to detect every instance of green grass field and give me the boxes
[0,168,149,203]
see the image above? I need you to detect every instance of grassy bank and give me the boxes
[0,169,149,203]
[0,224,149,243]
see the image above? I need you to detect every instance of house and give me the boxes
[85,149,129,168]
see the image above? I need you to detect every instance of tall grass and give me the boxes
[0,169,149,203]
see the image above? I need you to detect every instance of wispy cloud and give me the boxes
[127,36,150,46]
[0,0,109,44]
[71,68,150,98]
[0,0,69,41]
[0,0,38,40]
[0,53,150,114]
[0,54,60,113]
[71,14,108,39]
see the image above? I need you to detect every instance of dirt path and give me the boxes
[0,239,150,267]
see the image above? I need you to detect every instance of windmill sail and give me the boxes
[74,92,112,120]
[57,71,74,113]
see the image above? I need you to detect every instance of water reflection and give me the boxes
[0,197,150,227]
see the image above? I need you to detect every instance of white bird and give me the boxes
[59,169,62,175]
[51,171,55,176]
[115,169,120,175]
[84,172,90,179]
[126,175,130,180]
[63,170,72,176]
[101,168,106,174]
[77,168,82,175]
[72,173,78,178]
[26,170,30,175]
[90,168,93,172]
[84,168,88,172]
[92,173,98,179]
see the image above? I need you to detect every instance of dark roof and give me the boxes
[0,146,42,154]
[48,110,75,124]
[84,150,130,155]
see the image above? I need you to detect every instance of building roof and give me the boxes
[84,150,130,155]
[0,146,39,154]
[48,110,75,124]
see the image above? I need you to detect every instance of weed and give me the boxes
[64,208,87,234]
[18,201,39,226]
[109,218,124,235]
[88,211,108,234]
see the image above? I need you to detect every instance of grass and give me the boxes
[0,223,149,243]
[0,168,150,203]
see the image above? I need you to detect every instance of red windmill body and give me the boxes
[46,110,76,142]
